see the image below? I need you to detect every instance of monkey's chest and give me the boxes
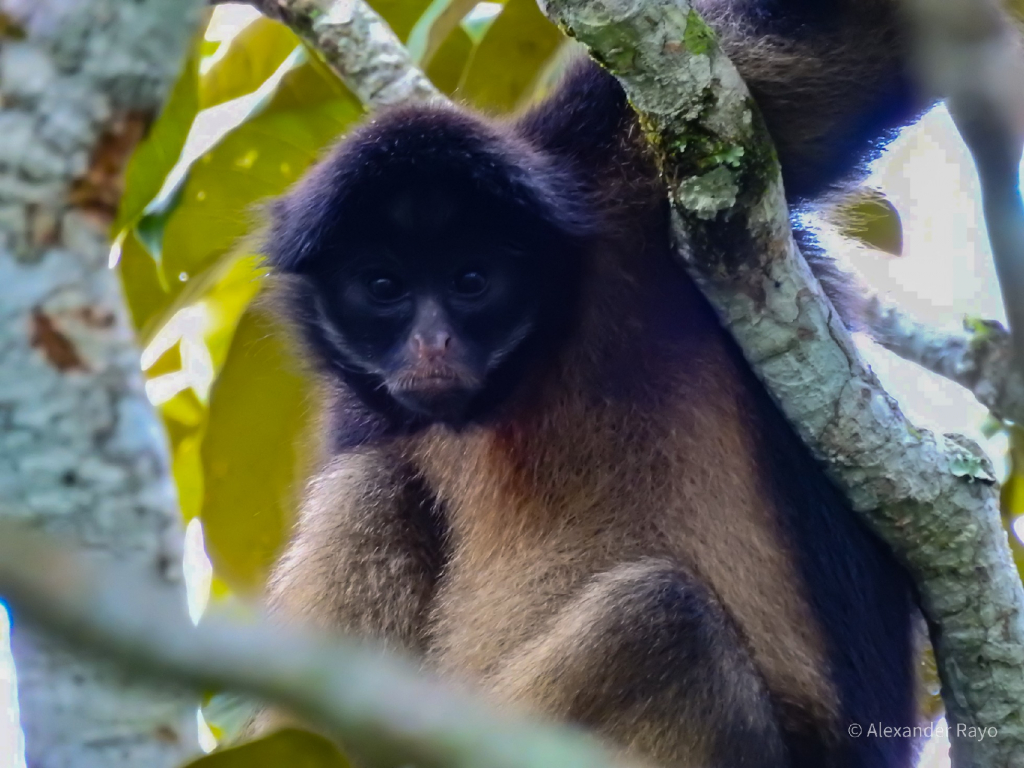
[422,513,641,684]
[412,411,831,715]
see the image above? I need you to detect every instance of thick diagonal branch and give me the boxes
[536,1,1024,765]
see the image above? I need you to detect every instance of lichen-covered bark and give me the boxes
[249,0,440,108]
[0,0,204,765]
[539,0,1024,765]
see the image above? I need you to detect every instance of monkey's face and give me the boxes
[326,248,537,422]
[309,188,550,424]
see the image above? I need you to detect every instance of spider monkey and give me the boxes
[248,1,967,765]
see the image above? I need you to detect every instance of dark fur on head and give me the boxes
[265,104,607,437]
[266,30,921,436]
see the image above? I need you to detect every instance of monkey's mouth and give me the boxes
[388,369,481,421]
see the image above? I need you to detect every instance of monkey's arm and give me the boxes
[267,452,442,642]
[485,560,789,768]
[248,451,444,734]
[696,0,922,200]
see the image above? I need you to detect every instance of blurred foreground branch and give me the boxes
[0,522,635,768]
[905,0,1024,374]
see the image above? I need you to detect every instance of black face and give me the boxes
[304,185,556,425]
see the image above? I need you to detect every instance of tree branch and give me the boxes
[0,522,638,768]
[535,0,1024,764]
[864,297,1024,425]
[240,0,440,107]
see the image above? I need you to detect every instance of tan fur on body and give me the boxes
[262,213,839,761]
[411,242,834,720]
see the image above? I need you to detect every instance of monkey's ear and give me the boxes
[263,193,325,275]
[515,57,629,165]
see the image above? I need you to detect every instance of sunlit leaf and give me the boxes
[834,188,904,257]
[371,0,435,40]
[161,388,207,522]
[200,16,301,109]
[129,53,361,343]
[203,254,268,373]
[1000,426,1024,578]
[200,306,315,593]
[426,26,475,96]
[120,230,171,330]
[406,0,482,65]
[459,0,563,112]
[181,728,352,768]
[461,1,503,43]
[143,339,183,378]
[114,41,201,234]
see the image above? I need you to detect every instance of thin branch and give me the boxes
[536,0,1024,763]
[864,296,1024,425]
[0,522,637,768]
[245,0,441,108]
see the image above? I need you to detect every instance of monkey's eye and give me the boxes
[365,273,407,303]
[452,270,488,298]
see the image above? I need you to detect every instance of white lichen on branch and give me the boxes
[247,0,440,107]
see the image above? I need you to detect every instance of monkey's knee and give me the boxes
[492,559,788,767]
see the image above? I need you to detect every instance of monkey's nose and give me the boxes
[412,332,452,359]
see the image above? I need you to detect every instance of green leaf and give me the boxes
[134,181,186,275]
[459,0,563,112]
[834,188,903,257]
[406,0,482,65]
[146,255,265,528]
[160,388,207,523]
[426,25,475,96]
[200,306,315,594]
[1001,427,1024,580]
[144,340,183,378]
[181,728,352,768]
[202,254,268,373]
[461,1,503,43]
[126,52,361,342]
[114,40,201,234]
[200,16,301,109]
[119,230,171,330]
[371,0,435,40]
